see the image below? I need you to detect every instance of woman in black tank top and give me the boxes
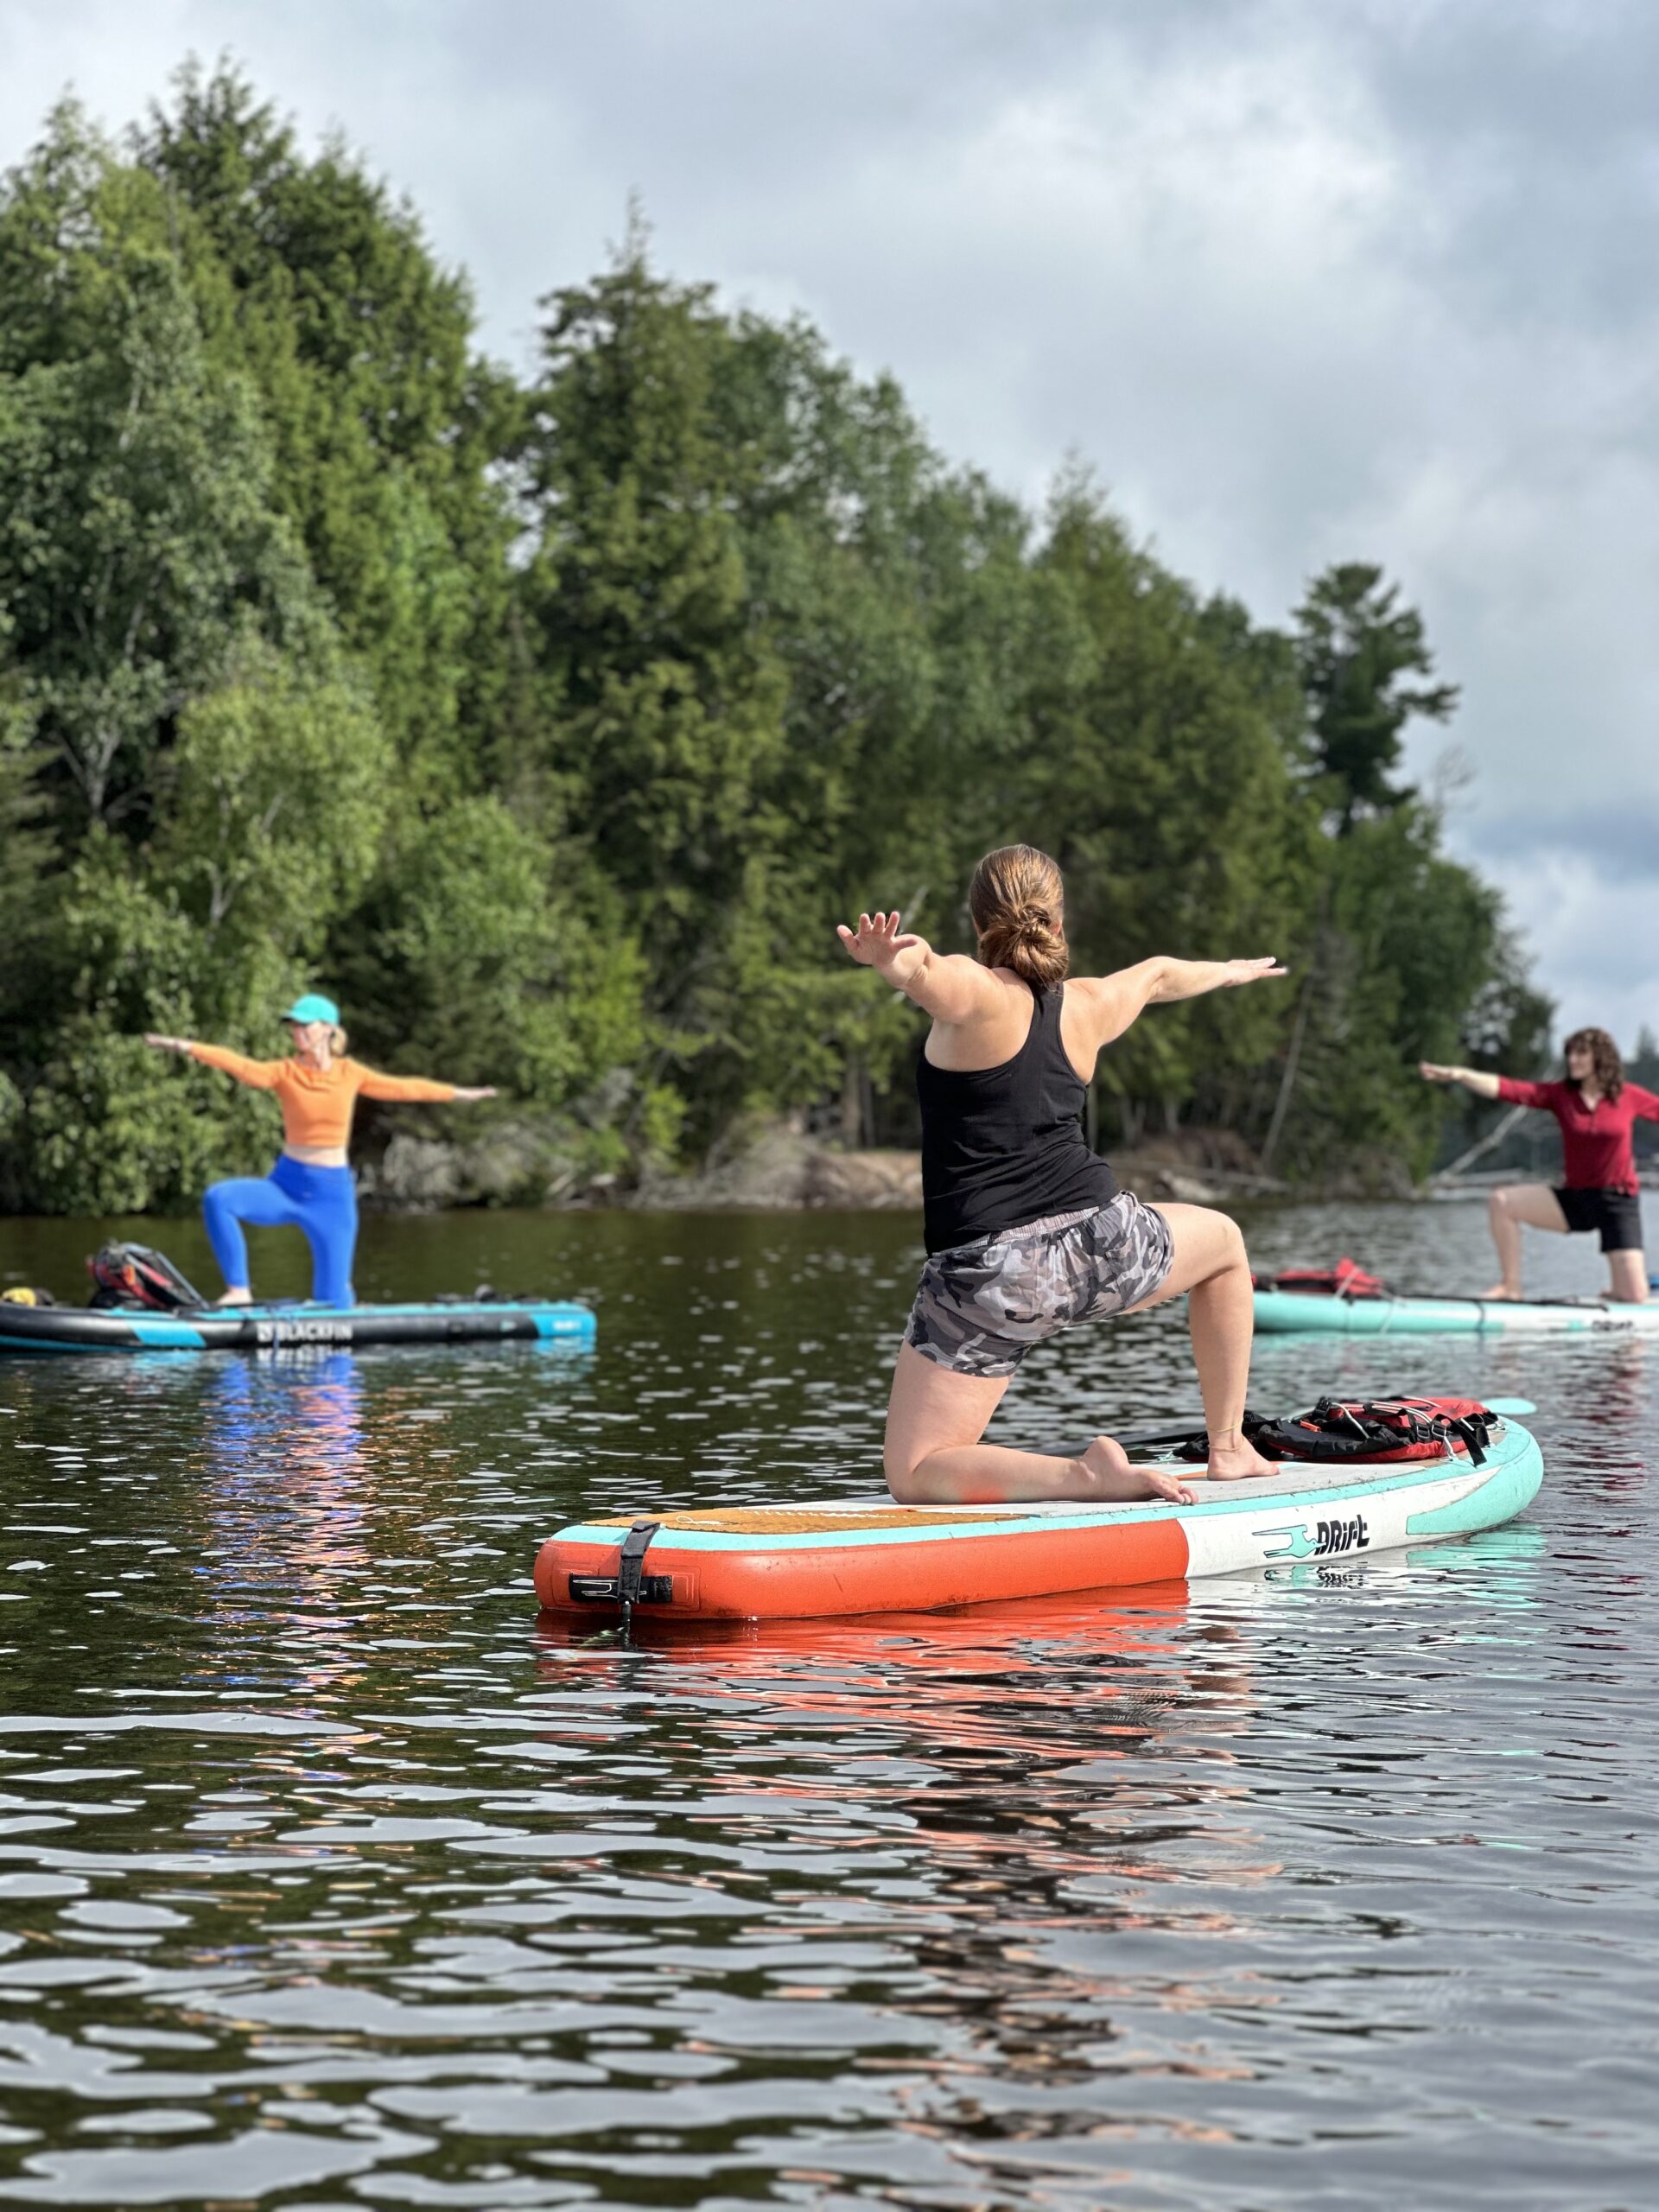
[838,844,1286,1505]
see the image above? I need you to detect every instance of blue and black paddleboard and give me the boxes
[0,1297,595,1356]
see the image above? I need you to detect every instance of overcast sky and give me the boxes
[5,0,1655,1049]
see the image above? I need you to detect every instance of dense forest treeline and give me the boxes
[0,65,1553,1213]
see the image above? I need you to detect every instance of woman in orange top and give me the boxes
[145,994,496,1307]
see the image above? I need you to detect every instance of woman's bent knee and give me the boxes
[1192,1206,1248,1281]
[884,1342,1007,1491]
[884,1436,926,1495]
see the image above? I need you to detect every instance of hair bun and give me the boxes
[967,847,1070,991]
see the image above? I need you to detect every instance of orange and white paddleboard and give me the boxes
[533,1418,1541,1623]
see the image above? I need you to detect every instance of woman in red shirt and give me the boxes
[1421,1028,1658,1302]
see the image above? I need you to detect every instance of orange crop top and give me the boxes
[188,1045,455,1152]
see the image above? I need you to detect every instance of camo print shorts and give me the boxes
[905,1192,1175,1379]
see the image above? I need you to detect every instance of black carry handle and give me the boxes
[565,1518,673,1634]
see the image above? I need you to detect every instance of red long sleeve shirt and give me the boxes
[1496,1077,1659,1195]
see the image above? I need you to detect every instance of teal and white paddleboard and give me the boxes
[1255,1287,1659,1337]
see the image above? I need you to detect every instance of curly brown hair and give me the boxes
[1563,1026,1623,1101]
[969,845,1068,991]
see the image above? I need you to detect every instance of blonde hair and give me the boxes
[969,844,1069,990]
[288,1020,350,1058]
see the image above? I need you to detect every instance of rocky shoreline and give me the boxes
[356,1114,1418,1214]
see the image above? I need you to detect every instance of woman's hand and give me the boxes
[837,911,918,969]
[1419,1062,1462,1084]
[143,1033,190,1054]
[836,911,928,992]
[1218,957,1287,988]
[452,1086,498,1103]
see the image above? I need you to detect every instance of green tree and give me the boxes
[1294,562,1458,834]
[332,795,647,1107]
[721,342,1046,1128]
[0,97,409,1209]
[1266,807,1510,1177]
[137,60,518,797]
[1018,477,1310,1140]
[155,637,391,987]
[514,226,796,1130]
[0,103,322,836]
[0,686,49,1172]
[1627,1024,1659,1091]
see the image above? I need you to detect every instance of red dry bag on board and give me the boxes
[1254,1396,1497,1466]
[1252,1255,1388,1299]
[86,1243,206,1313]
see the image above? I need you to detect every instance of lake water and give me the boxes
[0,1197,1654,2210]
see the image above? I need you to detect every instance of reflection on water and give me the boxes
[200,1354,367,1630]
[0,1200,1654,2209]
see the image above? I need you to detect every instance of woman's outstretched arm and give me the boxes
[1074,955,1286,1047]
[356,1069,498,1103]
[145,1035,282,1089]
[1420,1063,1503,1102]
[836,911,1001,1024]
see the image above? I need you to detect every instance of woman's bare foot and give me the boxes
[1206,1431,1276,1482]
[1478,1284,1522,1300]
[215,1287,252,1307]
[1080,1434,1195,1505]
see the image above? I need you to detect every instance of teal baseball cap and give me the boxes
[283,993,340,1026]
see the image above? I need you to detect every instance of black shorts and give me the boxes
[1554,1186,1645,1252]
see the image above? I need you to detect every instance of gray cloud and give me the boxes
[1475,806,1659,891]
[3,0,1654,1037]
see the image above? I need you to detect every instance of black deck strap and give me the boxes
[1445,1414,1487,1467]
[617,1519,662,1617]
[1117,1408,1270,1461]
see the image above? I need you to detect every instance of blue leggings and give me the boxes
[202,1155,359,1306]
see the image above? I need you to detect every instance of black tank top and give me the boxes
[916,982,1116,1254]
